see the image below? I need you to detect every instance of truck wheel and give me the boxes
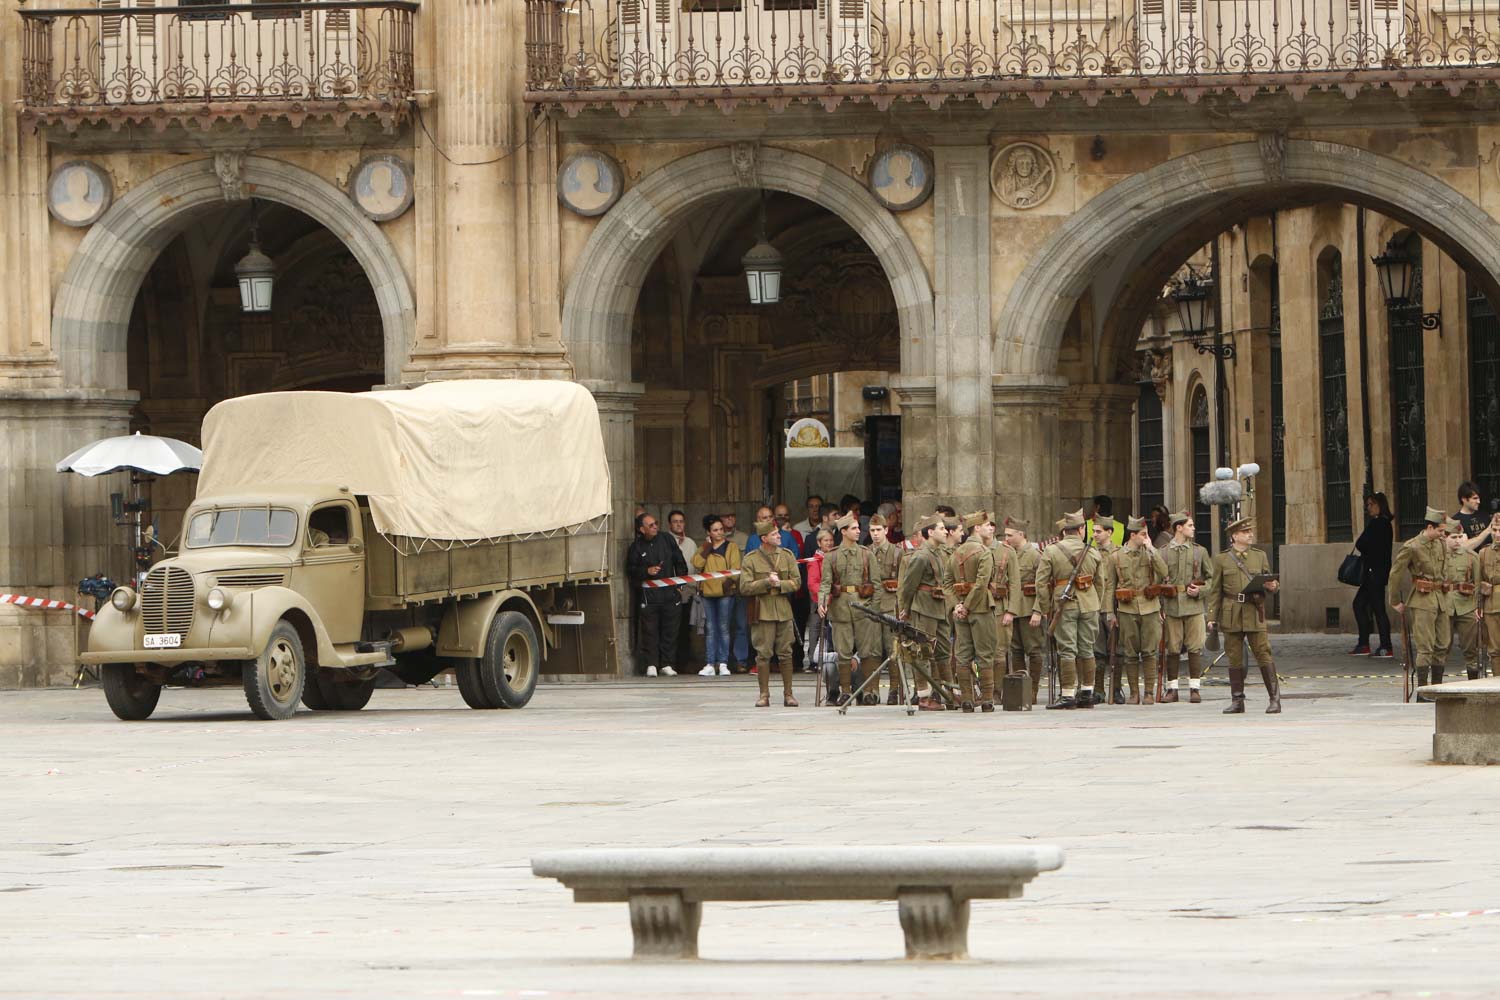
[244,621,306,720]
[300,672,331,710]
[456,660,497,709]
[314,671,376,711]
[102,664,161,721]
[479,611,540,709]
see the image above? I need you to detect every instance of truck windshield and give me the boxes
[186,508,299,548]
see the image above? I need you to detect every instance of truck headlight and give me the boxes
[110,587,137,613]
[206,587,231,611]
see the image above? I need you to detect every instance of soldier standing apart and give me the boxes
[738,518,801,708]
[937,511,962,709]
[1388,506,1450,701]
[867,513,906,704]
[1109,516,1170,705]
[1092,516,1122,705]
[1480,529,1500,674]
[987,519,1021,691]
[897,514,952,711]
[1438,519,1481,682]
[1161,509,1211,703]
[1032,510,1102,710]
[1005,517,1046,704]
[951,511,999,712]
[1207,517,1282,714]
[819,512,883,707]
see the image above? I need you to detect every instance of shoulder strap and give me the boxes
[1228,549,1253,579]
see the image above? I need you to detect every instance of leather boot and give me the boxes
[1416,666,1433,702]
[1163,688,1180,703]
[1075,658,1097,709]
[755,693,770,708]
[1469,668,1481,681]
[1259,661,1281,714]
[887,690,900,705]
[1028,653,1045,705]
[1189,687,1202,704]
[1046,694,1077,710]
[757,663,772,700]
[981,701,995,712]
[1111,664,1124,704]
[1222,668,1246,714]
[784,694,799,707]
[1431,665,1444,687]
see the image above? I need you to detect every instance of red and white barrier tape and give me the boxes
[0,593,95,620]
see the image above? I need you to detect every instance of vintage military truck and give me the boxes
[83,380,614,720]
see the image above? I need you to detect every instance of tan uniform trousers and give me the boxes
[954,611,999,703]
[751,619,795,696]
[1485,614,1500,662]
[1117,611,1162,693]
[906,610,950,695]
[1009,616,1046,703]
[830,599,884,694]
[1165,614,1206,654]
[1440,611,1480,674]
[1051,606,1099,694]
[1409,608,1449,669]
[1223,630,1274,671]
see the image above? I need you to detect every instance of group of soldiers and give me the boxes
[1388,505,1500,699]
[736,505,1284,714]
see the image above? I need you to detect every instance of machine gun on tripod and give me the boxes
[847,602,958,716]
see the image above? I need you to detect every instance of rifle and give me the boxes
[812,612,827,707]
[1046,532,1094,637]
[1156,611,1167,702]
[1399,606,1415,703]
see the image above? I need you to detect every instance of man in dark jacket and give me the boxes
[627,512,689,676]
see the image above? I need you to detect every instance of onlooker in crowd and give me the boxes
[626,512,688,676]
[774,503,802,552]
[888,501,905,544]
[722,511,748,551]
[692,516,739,677]
[793,495,823,536]
[1088,494,1127,547]
[1352,491,1396,657]
[667,510,696,565]
[721,511,752,671]
[802,528,838,673]
[1456,481,1496,551]
[1149,505,1174,548]
[668,509,699,668]
[746,504,798,553]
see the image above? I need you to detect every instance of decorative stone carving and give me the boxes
[46,161,112,227]
[991,142,1056,210]
[867,144,933,212]
[349,154,414,222]
[1258,131,1287,182]
[730,141,758,189]
[214,152,247,202]
[1140,349,1172,402]
[558,151,624,217]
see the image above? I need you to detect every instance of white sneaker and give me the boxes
[717,663,731,676]
[645,665,658,677]
[660,666,678,676]
[699,665,717,676]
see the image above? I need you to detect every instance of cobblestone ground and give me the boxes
[2,634,1495,999]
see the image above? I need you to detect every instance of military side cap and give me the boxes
[1126,515,1148,533]
[962,510,992,531]
[1169,508,1192,527]
[1004,515,1029,532]
[1424,505,1446,525]
[869,513,888,528]
[834,512,859,531]
[1093,515,1115,532]
[1058,509,1087,531]
[1445,518,1466,535]
[753,518,778,536]
[942,516,960,530]
[1225,516,1253,536]
[914,513,943,532]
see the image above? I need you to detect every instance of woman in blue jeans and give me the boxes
[692,517,741,676]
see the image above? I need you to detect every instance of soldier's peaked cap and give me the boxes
[1126,515,1148,533]
[915,513,943,533]
[1424,505,1447,525]
[1093,515,1116,532]
[962,510,992,531]
[1169,508,1192,527]
[753,518,778,536]
[834,512,859,531]
[1058,509,1087,531]
[1225,516,1253,536]
[1003,515,1029,532]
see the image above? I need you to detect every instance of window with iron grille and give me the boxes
[1320,255,1353,542]
[1190,385,1211,542]
[1468,278,1500,507]
[1389,243,1427,538]
[1137,379,1165,517]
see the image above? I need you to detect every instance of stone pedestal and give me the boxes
[627,891,702,959]
[1419,678,1500,765]
[0,389,137,689]
[898,889,972,960]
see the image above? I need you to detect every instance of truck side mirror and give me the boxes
[348,541,364,555]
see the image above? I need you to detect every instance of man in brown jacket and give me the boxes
[1107,516,1170,704]
[867,513,906,704]
[1004,516,1045,704]
[897,513,953,711]
[1207,517,1282,715]
[819,512,883,706]
[951,511,999,712]
[738,518,802,708]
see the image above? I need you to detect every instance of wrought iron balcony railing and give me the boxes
[525,0,1500,112]
[20,2,418,131]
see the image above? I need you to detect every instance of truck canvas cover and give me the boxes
[197,380,610,543]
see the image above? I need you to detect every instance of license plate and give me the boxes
[144,633,182,649]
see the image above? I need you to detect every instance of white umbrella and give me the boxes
[56,432,202,478]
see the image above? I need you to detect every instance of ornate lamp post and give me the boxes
[1372,239,1440,330]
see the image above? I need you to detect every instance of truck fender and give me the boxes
[243,587,338,666]
[437,590,552,660]
[85,603,136,657]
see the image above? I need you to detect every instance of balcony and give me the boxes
[19,2,417,132]
[525,0,1500,114]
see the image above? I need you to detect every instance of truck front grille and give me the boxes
[141,566,194,635]
[217,572,285,588]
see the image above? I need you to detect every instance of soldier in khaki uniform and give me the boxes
[1161,509,1211,703]
[737,518,801,708]
[867,513,906,704]
[987,520,1021,686]
[1388,506,1451,701]
[1207,517,1282,715]
[951,511,999,712]
[818,512,883,707]
[1479,535,1500,674]
[1106,516,1170,705]
[1031,509,1102,710]
[897,513,953,711]
[1090,516,1122,704]
[1438,519,1482,682]
[1004,516,1046,704]
[937,511,962,709]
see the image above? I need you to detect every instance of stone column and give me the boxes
[893,377,937,516]
[932,146,994,514]
[584,380,644,677]
[992,376,1066,531]
[1059,383,1137,513]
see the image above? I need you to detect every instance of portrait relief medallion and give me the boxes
[349,155,415,222]
[867,145,933,212]
[47,161,113,228]
[991,142,1057,210]
[558,151,624,217]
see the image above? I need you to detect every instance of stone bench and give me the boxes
[530,845,1064,960]
[1417,677,1500,765]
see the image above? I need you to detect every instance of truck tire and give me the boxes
[244,621,306,720]
[478,610,540,709]
[314,671,376,711]
[456,660,497,709]
[102,664,161,721]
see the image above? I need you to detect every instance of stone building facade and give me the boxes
[4,1,1500,683]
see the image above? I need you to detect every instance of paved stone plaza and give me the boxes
[2,635,1496,998]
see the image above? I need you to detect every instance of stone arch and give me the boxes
[998,140,1500,378]
[53,155,415,390]
[561,145,934,382]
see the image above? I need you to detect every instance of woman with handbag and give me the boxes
[1351,492,1396,656]
[693,517,741,676]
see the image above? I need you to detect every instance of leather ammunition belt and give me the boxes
[951,582,974,597]
[834,584,876,598]
[1413,578,1437,595]
[1458,583,1477,596]
[1234,592,1266,604]
[1021,583,1037,596]
[988,584,1009,598]
[882,578,899,592]
[918,584,945,597]
[1151,584,1178,598]
[1054,574,1094,592]
[1114,587,1137,602]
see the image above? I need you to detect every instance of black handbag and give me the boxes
[1337,550,1363,587]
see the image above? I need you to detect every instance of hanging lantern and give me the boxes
[742,190,783,306]
[1371,241,1415,306]
[235,200,275,313]
[1170,267,1214,336]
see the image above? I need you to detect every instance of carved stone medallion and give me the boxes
[991,142,1056,210]
[349,154,414,222]
[558,151,624,217]
[867,145,933,212]
[47,161,112,227]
